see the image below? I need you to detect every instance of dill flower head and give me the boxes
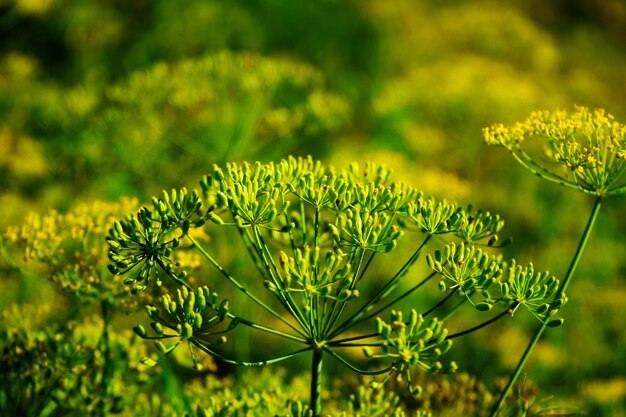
[483,106,626,196]
[1,197,153,309]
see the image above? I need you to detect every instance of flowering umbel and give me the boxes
[105,156,564,414]
[484,106,626,196]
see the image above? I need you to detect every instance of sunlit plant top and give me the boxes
[2,198,144,308]
[106,156,565,416]
[483,106,626,196]
[100,50,352,151]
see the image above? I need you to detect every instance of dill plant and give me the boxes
[0,51,351,204]
[107,156,566,416]
[83,51,351,191]
[1,198,157,416]
[483,106,626,415]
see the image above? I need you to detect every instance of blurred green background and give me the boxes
[1,0,626,415]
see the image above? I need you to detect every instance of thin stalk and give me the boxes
[324,347,393,375]
[156,258,193,290]
[313,206,322,337]
[194,342,311,367]
[322,250,365,337]
[188,235,308,338]
[311,348,324,417]
[300,199,308,242]
[489,196,603,416]
[327,340,387,348]
[440,296,469,322]
[229,313,308,343]
[445,304,515,340]
[422,287,459,318]
[330,271,437,338]
[356,251,377,283]
[511,150,597,197]
[329,236,431,338]
[329,332,378,345]
[251,226,311,334]
[609,185,626,196]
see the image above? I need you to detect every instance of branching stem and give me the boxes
[188,235,308,338]
[328,236,431,338]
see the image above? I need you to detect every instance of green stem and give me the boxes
[311,348,324,417]
[608,183,626,196]
[194,341,311,366]
[440,296,469,322]
[422,287,459,318]
[322,250,365,337]
[227,313,308,343]
[329,332,378,345]
[252,226,311,334]
[330,270,437,338]
[445,304,515,340]
[188,235,308,338]
[489,196,603,416]
[324,347,393,375]
[511,149,596,196]
[329,236,431,338]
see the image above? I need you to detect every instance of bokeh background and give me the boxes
[1,0,626,415]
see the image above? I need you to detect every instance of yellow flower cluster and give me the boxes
[106,50,351,144]
[483,107,626,195]
[2,198,140,303]
[482,122,526,150]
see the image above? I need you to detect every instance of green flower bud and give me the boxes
[337,289,352,301]
[151,322,164,335]
[106,238,122,250]
[547,318,564,328]
[500,282,510,298]
[265,280,278,292]
[184,291,195,318]
[131,284,147,294]
[426,254,436,270]
[133,325,147,338]
[140,357,157,367]
[183,322,194,338]
[409,384,423,397]
[551,297,567,309]
[193,313,203,329]
[329,224,340,242]
[536,303,550,315]
[369,381,383,390]
[474,302,493,312]
[208,212,224,224]
[146,305,160,320]
[191,217,206,228]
